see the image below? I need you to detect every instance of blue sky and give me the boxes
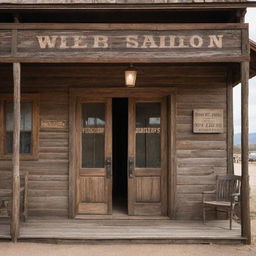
[233,8,256,134]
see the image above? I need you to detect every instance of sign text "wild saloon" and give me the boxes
[36,34,224,49]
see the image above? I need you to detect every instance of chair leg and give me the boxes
[229,208,233,230]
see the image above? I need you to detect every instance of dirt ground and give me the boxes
[0,163,255,256]
[234,163,256,218]
[0,240,255,256]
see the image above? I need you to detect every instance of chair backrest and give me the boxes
[216,175,241,202]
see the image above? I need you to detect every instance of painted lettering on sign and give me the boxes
[82,127,105,134]
[136,128,161,134]
[36,34,223,49]
[193,109,224,133]
[41,120,67,129]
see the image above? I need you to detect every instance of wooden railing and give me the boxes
[0,172,29,222]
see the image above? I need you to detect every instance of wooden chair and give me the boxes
[202,175,241,230]
[0,172,29,221]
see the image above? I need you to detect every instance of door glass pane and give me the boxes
[81,103,105,168]
[5,102,32,154]
[136,103,161,168]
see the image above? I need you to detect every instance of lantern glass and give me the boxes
[125,70,137,87]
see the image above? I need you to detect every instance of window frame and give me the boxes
[0,94,39,160]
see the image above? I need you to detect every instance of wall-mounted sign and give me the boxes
[136,128,161,134]
[41,120,67,129]
[193,109,224,133]
[0,24,246,62]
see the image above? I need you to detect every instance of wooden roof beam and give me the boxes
[0,2,256,11]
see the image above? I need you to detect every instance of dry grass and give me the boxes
[234,163,256,244]
[234,163,256,217]
[251,194,256,219]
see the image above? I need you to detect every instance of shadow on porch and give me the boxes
[0,217,244,243]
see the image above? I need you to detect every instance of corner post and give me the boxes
[241,61,251,244]
[11,62,21,242]
[227,67,234,175]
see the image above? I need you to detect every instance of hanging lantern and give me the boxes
[125,64,137,87]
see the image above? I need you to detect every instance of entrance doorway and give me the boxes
[112,98,128,215]
[73,91,168,218]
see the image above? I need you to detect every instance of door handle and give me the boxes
[128,157,134,178]
[105,157,112,179]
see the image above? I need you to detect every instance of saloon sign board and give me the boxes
[0,24,248,62]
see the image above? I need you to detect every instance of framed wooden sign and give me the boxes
[41,120,67,129]
[193,109,224,133]
[0,23,248,63]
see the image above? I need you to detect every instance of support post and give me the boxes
[227,67,234,175]
[241,61,251,244]
[11,62,21,242]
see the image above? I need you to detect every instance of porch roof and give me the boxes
[0,1,256,10]
[232,40,256,85]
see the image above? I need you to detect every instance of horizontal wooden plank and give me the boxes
[40,138,68,145]
[177,175,217,185]
[29,197,68,209]
[39,152,68,160]
[40,146,68,153]
[28,181,68,190]
[177,166,226,176]
[177,185,215,194]
[40,132,68,140]
[134,203,162,216]
[28,209,68,217]
[79,169,106,177]
[176,140,226,150]
[0,56,249,64]
[0,2,253,11]
[78,203,108,215]
[177,157,227,166]
[0,23,248,31]
[29,190,68,197]
[177,150,226,158]
[28,175,68,181]
[135,168,161,177]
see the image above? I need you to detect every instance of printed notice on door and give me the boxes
[193,109,224,133]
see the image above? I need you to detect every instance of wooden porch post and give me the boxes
[227,67,234,175]
[241,61,251,244]
[11,62,21,242]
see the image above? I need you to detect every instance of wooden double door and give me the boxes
[75,96,167,216]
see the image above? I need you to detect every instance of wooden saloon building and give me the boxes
[0,0,256,244]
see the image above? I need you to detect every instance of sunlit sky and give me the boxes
[234,8,256,134]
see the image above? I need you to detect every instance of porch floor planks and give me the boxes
[0,218,244,242]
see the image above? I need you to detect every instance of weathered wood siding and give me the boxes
[0,64,228,219]
[175,67,227,219]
